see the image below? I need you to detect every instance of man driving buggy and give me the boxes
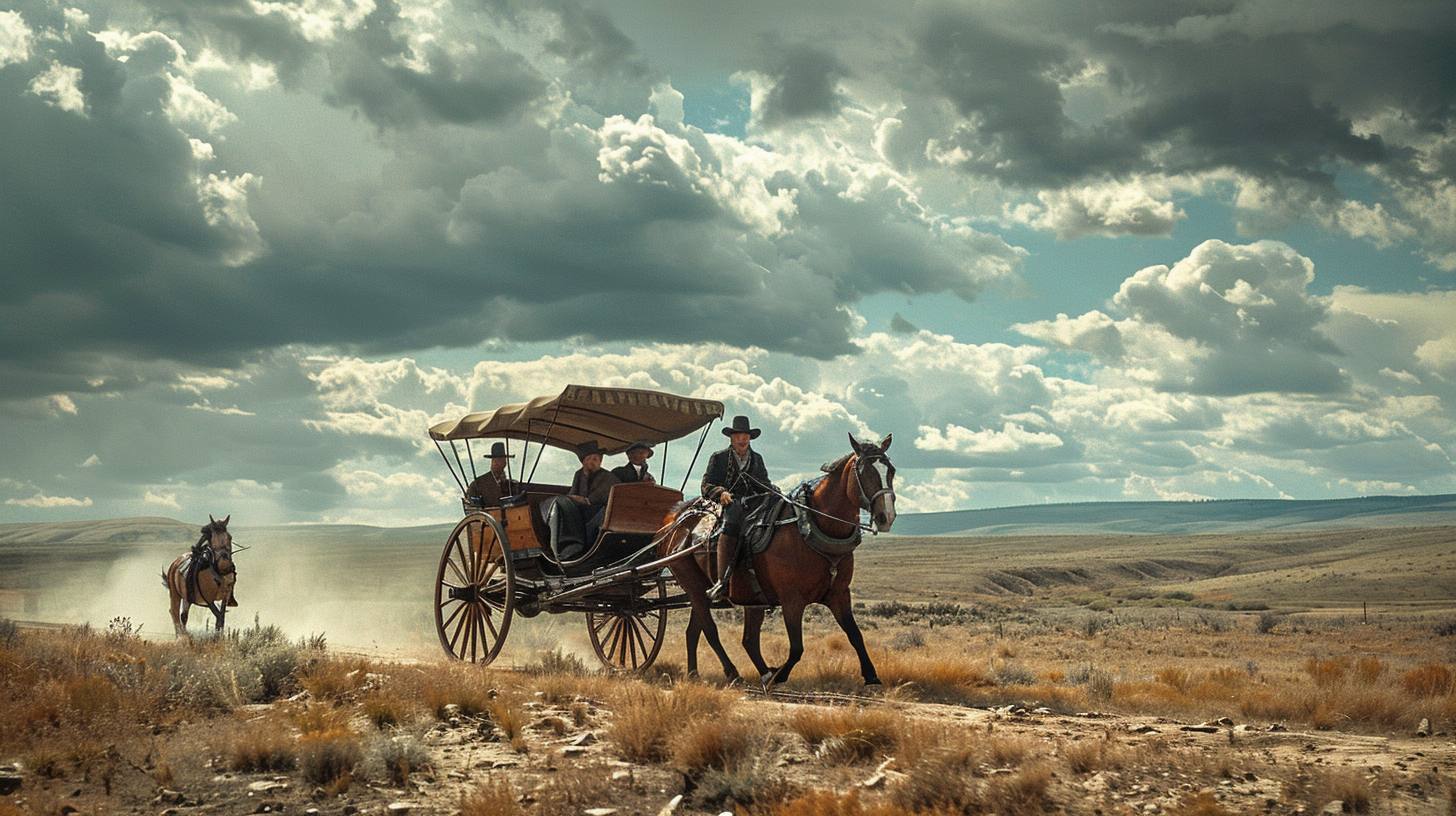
[701,415,777,602]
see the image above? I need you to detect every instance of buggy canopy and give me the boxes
[428,385,724,455]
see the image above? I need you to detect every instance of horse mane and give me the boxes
[197,517,229,547]
[819,452,853,474]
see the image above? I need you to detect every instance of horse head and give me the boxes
[203,514,235,576]
[848,433,896,532]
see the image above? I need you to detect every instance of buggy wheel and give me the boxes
[435,513,514,665]
[586,573,668,672]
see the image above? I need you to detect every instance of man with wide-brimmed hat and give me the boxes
[700,415,776,601]
[544,440,621,562]
[611,441,656,484]
[465,442,517,508]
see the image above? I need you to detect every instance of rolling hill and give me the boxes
[888,493,1456,536]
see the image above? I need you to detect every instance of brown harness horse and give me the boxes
[659,434,896,689]
[162,515,237,637]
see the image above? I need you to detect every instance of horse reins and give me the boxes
[740,453,889,535]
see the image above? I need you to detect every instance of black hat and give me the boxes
[574,440,604,461]
[487,442,514,459]
[722,415,761,439]
[624,441,654,458]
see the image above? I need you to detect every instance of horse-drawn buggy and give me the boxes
[427,385,725,670]
[428,384,898,689]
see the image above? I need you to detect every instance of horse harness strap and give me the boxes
[790,480,862,558]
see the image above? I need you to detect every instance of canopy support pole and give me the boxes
[678,420,716,494]
[435,440,467,495]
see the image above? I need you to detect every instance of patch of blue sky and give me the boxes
[680,82,750,140]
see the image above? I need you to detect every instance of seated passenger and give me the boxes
[464,442,516,508]
[543,440,620,562]
[610,441,656,484]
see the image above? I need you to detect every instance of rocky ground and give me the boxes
[4,682,1450,816]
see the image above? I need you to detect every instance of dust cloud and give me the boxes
[5,531,611,667]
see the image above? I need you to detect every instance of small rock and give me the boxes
[1417,719,1431,737]
[1129,725,1160,734]
[307,810,321,815]
[584,809,618,816]
[0,774,21,795]
[1214,717,1235,726]
[442,704,462,719]
[388,803,416,814]
[1181,725,1220,733]
[657,794,683,816]
[561,746,588,757]
[571,731,598,746]
[1268,723,1287,732]
[1319,801,1345,815]
[247,780,289,793]
[611,770,632,782]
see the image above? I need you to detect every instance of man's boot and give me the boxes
[706,532,737,602]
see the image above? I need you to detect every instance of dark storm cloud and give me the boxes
[913,10,1139,186]
[135,0,317,86]
[906,3,1451,194]
[0,0,1020,402]
[753,39,850,125]
[324,0,547,129]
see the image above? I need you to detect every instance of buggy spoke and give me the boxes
[440,598,467,632]
[448,604,470,652]
[483,605,500,640]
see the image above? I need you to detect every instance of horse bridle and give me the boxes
[850,449,895,515]
[740,448,894,534]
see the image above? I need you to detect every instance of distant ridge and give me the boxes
[889,493,1456,537]
[3,494,1455,546]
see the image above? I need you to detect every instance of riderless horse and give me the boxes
[162,515,238,637]
[658,434,895,689]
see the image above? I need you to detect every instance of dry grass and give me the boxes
[607,680,739,763]
[671,715,754,774]
[757,789,949,816]
[299,728,363,787]
[460,777,525,816]
[786,706,902,763]
[220,717,297,772]
[1401,664,1454,696]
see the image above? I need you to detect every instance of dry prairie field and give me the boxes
[1,519,1455,815]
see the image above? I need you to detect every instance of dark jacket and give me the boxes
[570,467,619,511]
[700,447,773,502]
[465,472,516,507]
[611,462,652,483]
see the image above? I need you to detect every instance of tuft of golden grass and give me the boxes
[1309,768,1374,814]
[607,680,738,764]
[759,788,949,816]
[291,703,352,736]
[299,728,363,787]
[787,706,902,764]
[671,715,754,774]
[299,658,370,701]
[1059,735,1128,774]
[1401,664,1454,696]
[461,777,525,816]
[224,718,297,772]
[360,691,411,729]
[1164,791,1234,816]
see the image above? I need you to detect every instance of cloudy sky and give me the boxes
[2,0,1456,526]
